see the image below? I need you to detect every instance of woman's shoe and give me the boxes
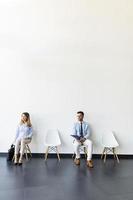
[18,163,22,166]
[18,158,23,166]
[18,161,23,166]
[14,162,18,165]
[14,154,18,165]
[18,157,23,165]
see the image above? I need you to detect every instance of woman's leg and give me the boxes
[14,138,21,164]
[19,138,31,164]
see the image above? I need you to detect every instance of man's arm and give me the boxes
[71,123,80,142]
[84,124,91,139]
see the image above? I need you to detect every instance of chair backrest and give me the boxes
[44,129,61,146]
[101,131,119,148]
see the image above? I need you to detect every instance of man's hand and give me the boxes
[80,138,86,143]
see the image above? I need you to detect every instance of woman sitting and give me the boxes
[14,112,33,165]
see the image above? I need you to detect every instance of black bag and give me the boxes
[7,144,15,161]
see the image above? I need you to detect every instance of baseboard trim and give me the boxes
[0,152,133,159]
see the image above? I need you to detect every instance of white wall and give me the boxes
[0,0,133,154]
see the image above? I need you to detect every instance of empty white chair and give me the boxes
[101,131,119,163]
[44,129,61,161]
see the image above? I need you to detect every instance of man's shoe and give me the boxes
[87,160,93,168]
[74,158,80,165]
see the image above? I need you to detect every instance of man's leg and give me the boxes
[84,139,93,168]
[73,140,81,165]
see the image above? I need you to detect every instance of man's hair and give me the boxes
[77,111,84,116]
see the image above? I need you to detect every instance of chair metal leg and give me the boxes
[102,147,119,163]
[112,148,116,160]
[104,148,107,163]
[101,148,105,159]
[84,147,87,159]
[24,145,32,161]
[113,148,120,163]
[72,153,75,159]
[25,148,28,161]
[115,153,120,163]
[56,146,60,161]
[45,146,49,161]
[27,145,32,157]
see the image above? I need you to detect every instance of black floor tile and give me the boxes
[0,157,133,200]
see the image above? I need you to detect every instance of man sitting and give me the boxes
[71,111,93,168]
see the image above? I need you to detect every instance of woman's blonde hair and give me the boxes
[20,112,32,127]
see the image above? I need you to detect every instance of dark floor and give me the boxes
[0,157,133,200]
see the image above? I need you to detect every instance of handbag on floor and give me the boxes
[7,144,15,161]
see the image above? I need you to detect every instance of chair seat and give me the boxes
[44,143,61,146]
[102,144,119,148]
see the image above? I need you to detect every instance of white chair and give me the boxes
[44,129,61,161]
[101,131,119,163]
